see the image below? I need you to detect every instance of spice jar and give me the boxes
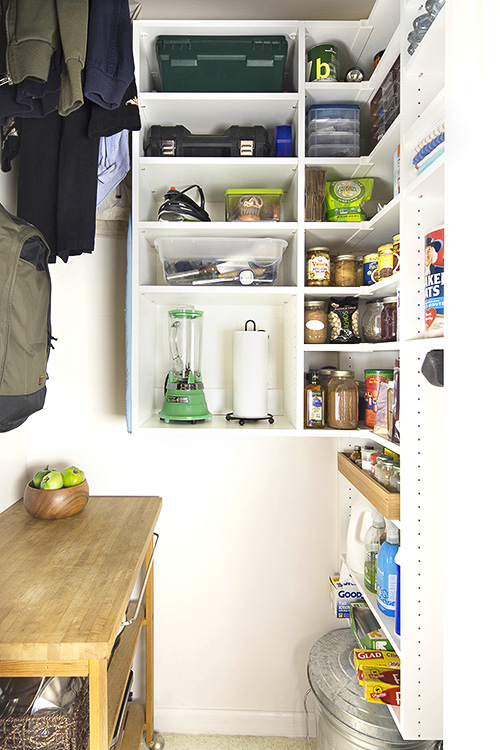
[378,244,394,279]
[375,456,392,487]
[333,254,357,286]
[327,370,358,429]
[304,300,327,344]
[361,299,383,342]
[306,247,330,286]
[381,296,397,341]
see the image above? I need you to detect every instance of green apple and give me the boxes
[40,470,64,490]
[61,466,85,487]
[33,465,51,488]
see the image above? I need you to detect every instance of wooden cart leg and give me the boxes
[89,658,108,750]
[145,536,155,746]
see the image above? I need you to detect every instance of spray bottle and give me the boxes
[376,520,400,617]
[363,510,386,593]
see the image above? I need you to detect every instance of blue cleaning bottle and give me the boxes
[376,520,400,618]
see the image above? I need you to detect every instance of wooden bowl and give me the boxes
[23,479,89,520]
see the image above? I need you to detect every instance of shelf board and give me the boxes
[338,452,400,520]
[139,413,296,433]
[138,221,298,244]
[119,702,146,750]
[107,604,144,746]
[304,342,400,353]
[138,285,297,306]
[304,272,400,298]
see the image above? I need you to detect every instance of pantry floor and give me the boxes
[141,735,315,749]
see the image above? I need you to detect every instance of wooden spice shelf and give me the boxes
[337,452,400,520]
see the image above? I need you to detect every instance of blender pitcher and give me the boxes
[159,305,211,423]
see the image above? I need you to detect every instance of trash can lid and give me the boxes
[307,629,406,744]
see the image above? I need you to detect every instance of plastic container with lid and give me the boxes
[327,370,358,429]
[304,300,327,343]
[381,296,398,341]
[332,254,357,286]
[306,104,360,133]
[225,189,284,222]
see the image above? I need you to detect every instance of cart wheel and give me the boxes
[268,416,274,424]
[239,419,245,426]
[226,414,231,421]
[146,732,165,750]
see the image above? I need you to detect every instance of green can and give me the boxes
[307,43,339,82]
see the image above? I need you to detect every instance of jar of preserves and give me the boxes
[381,296,397,341]
[306,247,330,286]
[378,243,394,279]
[361,299,383,342]
[327,370,358,429]
[304,300,327,344]
[333,254,357,286]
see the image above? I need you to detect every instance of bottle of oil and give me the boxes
[304,369,325,428]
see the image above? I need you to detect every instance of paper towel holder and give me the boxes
[225,320,275,426]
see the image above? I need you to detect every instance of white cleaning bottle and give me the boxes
[363,510,386,593]
[346,497,373,574]
[376,520,400,617]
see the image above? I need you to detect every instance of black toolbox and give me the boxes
[144,125,272,157]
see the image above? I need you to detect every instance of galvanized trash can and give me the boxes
[307,630,438,750]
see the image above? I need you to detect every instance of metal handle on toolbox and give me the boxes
[121,532,159,628]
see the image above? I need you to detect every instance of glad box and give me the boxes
[329,575,363,620]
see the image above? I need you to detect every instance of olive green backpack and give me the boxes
[0,203,53,431]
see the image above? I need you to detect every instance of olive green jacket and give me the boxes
[5,0,88,116]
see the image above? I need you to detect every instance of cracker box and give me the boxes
[329,575,364,620]
[353,649,400,683]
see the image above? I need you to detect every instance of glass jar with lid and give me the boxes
[381,296,397,342]
[304,300,327,344]
[333,254,357,286]
[319,367,336,415]
[361,299,383,342]
[306,247,330,286]
[389,465,400,492]
[327,370,358,429]
[375,456,392,487]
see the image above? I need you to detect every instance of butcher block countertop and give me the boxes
[0,495,162,663]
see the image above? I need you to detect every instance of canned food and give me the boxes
[378,243,394,279]
[307,43,340,82]
[365,369,394,428]
[392,234,400,272]
[363,253,378,285]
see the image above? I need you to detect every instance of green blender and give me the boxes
[159,305,211,423]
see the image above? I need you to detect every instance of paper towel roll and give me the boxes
[232,327,269,419]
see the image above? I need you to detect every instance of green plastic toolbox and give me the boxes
[155,35,289,92]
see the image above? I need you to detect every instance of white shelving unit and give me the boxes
[131,0,444,740]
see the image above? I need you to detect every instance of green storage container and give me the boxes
[155,35,289,93]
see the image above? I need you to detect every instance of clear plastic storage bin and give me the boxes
[155,236,288,286]
[306,104,360,133]
[224,189,284,222]
[307,132,360,157]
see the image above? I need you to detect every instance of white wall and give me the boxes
[11,236,339,737]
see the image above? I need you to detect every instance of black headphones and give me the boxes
[157,184,211,222]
